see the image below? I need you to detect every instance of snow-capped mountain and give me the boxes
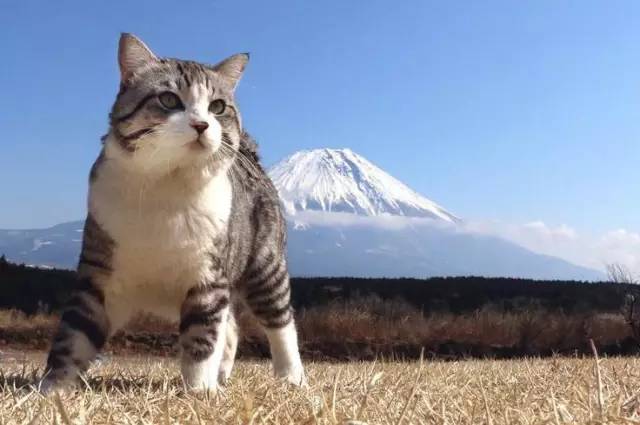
[0,148,605,280]
[268,148,459,222]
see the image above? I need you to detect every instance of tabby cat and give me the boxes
[41,33,305,392]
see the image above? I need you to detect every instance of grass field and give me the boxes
[2,351,640,424]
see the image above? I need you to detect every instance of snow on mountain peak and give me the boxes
[268,148,459,222]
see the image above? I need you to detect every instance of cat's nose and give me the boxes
[190,121,209,134]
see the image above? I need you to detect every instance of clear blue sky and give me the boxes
[1,0,638,233]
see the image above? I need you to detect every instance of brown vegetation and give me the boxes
[2,295,640,423]
[297,296,635,357]
[1,295,637,360]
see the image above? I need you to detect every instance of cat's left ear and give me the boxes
[211,53,249,90]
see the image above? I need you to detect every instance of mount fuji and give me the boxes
[268,148,603,280]
[0,148,604,280]
[269,148,459,222]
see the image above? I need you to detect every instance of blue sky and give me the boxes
[1,0,639,235]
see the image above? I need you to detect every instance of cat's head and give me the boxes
[105,33,248,177]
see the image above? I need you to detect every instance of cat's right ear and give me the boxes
[118,33,158,82]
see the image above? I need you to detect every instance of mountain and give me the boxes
[269,148,603,281]
[285,217,603,280]
[0,148,605,280]
[269,148,459,222]
[0,221,84,269]
[0,218,603,280]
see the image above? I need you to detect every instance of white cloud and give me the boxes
[290,211,640,277]
[522,221,578,240]
[596,229,640,274]
[289,210,452,231]
[463,220,640,276]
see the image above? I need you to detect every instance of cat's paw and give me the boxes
[288,372,308,388]
[217,369,231,387]
[182,367,221,394]
[217,357,235,386]
[184,381,221,396]
[276,367,307,388]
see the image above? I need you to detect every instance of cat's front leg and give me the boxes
[40,277,110,393]
[179,281,230,392]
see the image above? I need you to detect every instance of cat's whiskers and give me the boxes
[226,151,270,199]
[137,177,148,221]
[238,151,266,183]
[220,142,264,184]
[219,145,251,189]
[224,155,251,205]
[129,127,160,166]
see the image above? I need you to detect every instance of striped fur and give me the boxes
[41,33,304,392]
[179,283,230,388]
[77,215,114,276]
[42,277,109,390]
[244,257,293,328]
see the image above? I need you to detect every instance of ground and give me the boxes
[1,351,640,424]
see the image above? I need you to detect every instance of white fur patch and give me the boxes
[90,161,232,322]
[218,314,238,384]
[264,322,306,386]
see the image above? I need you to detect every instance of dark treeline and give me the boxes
[1,256,637,316]
[292,276,639,314]
[0,256,78,313]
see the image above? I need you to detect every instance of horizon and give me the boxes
[1,1,639,274]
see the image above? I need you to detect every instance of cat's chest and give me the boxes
[92,174,232,287]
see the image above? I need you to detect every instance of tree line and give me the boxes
[1,255,638,316]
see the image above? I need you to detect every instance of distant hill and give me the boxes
[0,148,605,280]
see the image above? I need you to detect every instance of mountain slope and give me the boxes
[0,148,606,280]
[0,219,604,280]
[268,148,459,222]
[0,221,83,268]
[286,219,604,281]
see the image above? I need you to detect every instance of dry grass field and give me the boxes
[1,301,637,361]
[2,351,640,424]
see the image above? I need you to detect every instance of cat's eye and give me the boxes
[158,92,183,110]
[209,99,226,115]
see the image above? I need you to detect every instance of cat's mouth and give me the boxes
[189,137,209,150]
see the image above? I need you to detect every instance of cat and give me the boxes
[41,33,305,392]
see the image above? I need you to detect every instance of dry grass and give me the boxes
[0,300,636,359]
[296,296,634,357]
[2,351,640,424]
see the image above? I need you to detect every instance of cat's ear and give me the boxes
[118,33,158,81]
[211,53,249,89]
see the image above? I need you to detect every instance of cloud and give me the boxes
[462,220,640,277]
[289,211,640,277]
[522,221,578,240]
[288,210,453,231]
[596,229,640,274]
